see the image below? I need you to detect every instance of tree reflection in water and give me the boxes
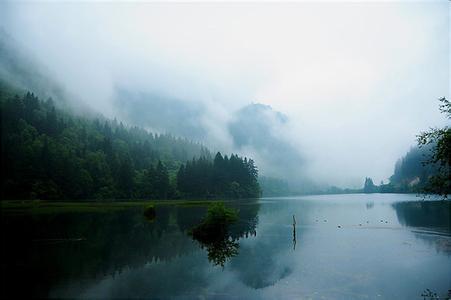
[189,202,240,267]
[393,200,451,254]
[196,235,239,268]
[1,200,261,297]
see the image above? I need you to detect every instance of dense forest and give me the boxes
[177,153,260,198]
[1,89,260,200]
[1,85,443,200]
[389,145,437,191]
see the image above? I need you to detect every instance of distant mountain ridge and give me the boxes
[0,32,305,197]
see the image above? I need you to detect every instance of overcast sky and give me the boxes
[1,1,449,187]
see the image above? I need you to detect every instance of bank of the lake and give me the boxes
[0,199,222,215]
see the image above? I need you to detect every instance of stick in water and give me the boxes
[292,214,296,250]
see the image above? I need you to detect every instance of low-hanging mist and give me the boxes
[0,1,449,188]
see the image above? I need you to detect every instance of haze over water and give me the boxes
[1,2,450,299]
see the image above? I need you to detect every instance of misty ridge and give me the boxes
[1,3,451,300]
[0,27,444,197]
[0,29,313,197]
[0,2,448,198]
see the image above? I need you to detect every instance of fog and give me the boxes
[0,2,449,188]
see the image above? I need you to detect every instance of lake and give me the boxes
[1,194,450,299]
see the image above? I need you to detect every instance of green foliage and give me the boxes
[416,97,450,198]
[190,202,238,235]
[204,202,239,226]
[1,89,262,201]
[177,152,261,199]
[190,202,238,240]
[373,145,439,194]
[0,90,208,200]
[189,202,239,267]
[383,97,450,197]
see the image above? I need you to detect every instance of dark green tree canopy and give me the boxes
[363,177,377,193]
[417,97,450,198]
[1,89,261,201]
[177,152,260,199]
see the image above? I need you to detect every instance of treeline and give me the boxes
[258,176,290,197]
[364,98,450,197]
[1,90,261,200]
[390,145,437,189]
[362,145,438,194]
[177,152,260,198]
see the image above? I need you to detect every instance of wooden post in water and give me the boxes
[292,214,296,250]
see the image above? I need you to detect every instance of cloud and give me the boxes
[0,1,448,187]
[228,103,305,180]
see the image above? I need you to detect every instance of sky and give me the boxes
[0,1,449,188]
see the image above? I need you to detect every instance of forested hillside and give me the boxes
[363,145,439,194]
[390,146,436,188]
[1,89,260,200]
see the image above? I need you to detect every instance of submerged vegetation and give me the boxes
[189,202,240,267]
[190,202,239,238]
[143,204,156,221]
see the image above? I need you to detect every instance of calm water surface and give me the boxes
[2,194,450,299]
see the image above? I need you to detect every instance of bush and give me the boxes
[143,204,156,221]
[190,202,238,241]
[189,202,239,267]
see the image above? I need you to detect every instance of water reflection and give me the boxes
[188,203,241,267]
[189,200,261,267]
[2,195,450,299]
[1,207,193,298]
[392,200,451,255]
[195,236,239,267]
[393,201,450,231]
[1,200,261,298]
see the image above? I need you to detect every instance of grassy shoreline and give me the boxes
[0,199,222,215]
